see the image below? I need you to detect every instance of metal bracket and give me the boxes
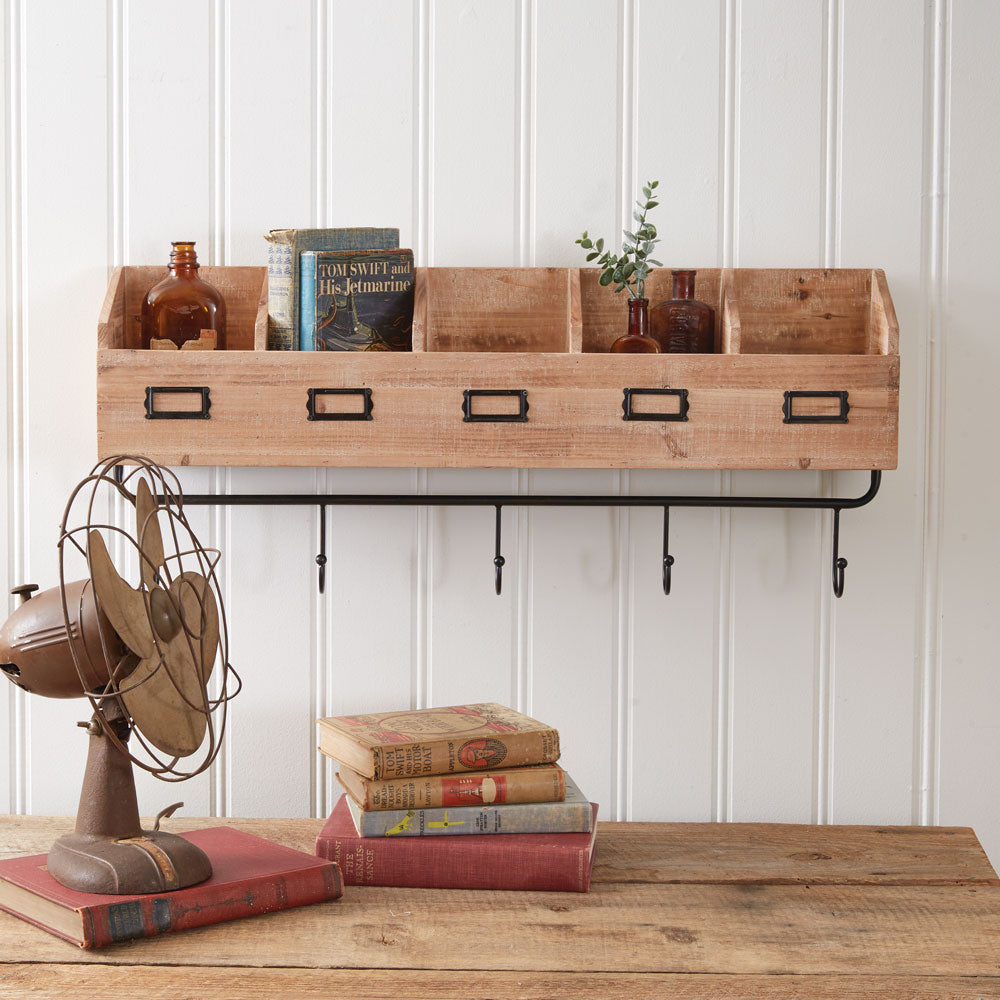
[307,387,374,422]
[144,386,211,420]
[622,387,690,422]
[462,389,529,423]
[782,390,850,424]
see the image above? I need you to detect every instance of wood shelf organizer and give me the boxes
[97,266,899,471]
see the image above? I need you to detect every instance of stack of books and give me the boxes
[315,703,599,892]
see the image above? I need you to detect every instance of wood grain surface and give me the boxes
[1,816,997,998]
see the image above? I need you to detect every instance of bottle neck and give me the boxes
[672,270,695,300]
[627,297,649,338]
[169,242,199,274]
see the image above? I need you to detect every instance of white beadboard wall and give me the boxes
[2,0,998,859]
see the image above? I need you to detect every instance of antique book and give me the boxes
[263,227,399,350]
[0,827,342,948]
[337,761,566,812]
[317,794,598,891]
[346,772,594,838]
[300,248,414,351]
[317,702,561,780]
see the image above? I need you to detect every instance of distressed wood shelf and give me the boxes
[96,266,899,471]
[1,815,996,999]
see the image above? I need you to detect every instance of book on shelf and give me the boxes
[300,248,414,351]
[346,772,594,838]
[317,794,598,891]
[0,827,342,949]
[317,702,560,780]
[337,760,566,812]
[263,227,399,350]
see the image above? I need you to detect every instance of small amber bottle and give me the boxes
[649,270,714,353]
[610,298,660,354]
[141,242,227,350]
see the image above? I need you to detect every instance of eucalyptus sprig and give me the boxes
[575,180,663,299]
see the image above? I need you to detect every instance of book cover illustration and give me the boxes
[306,248,413,352]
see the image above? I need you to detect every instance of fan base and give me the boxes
[47,829,212,895]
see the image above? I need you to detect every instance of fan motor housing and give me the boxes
[0,580,126,697]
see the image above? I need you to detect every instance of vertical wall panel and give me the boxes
[426,3,519,712]
[832,0,924,823]
[320,3,417,815]
[224,2,315,816]
[330,0,415,249]
[627,0,724,822]
[531,0,621,816]
[1,0,17,812]
[729,0,825,822]
[939,0,1000,863]
[21,0,108,813]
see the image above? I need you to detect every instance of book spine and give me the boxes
[316,832,587,892]
[361,767,565,811]
[299,251,317,351]
[371,728,561,780]
[358,799,593,837]
[265,235,296,351]
[83,863,343,948]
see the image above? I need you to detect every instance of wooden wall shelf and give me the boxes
[97,266,899,471]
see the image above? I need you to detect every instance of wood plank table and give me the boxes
[2,816,999,998]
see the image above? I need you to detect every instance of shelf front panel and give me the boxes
[97,351,898,470]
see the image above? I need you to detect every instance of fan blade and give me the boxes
[87,530,154,659]
[173,572,220,683]
[135,478,165,591]
[120,643,207,758]
[121,572,220,758]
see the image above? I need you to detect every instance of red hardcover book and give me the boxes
[316,794,599,892]
[0,827,342,948]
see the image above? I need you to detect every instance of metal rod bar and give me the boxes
[156,471,880,512]
[316,504,327,595]
[662,507,674,596]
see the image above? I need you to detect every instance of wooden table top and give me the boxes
[2,815,999,999]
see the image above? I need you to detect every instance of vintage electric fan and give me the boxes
[0,456,240,894]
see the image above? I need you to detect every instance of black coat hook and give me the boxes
[493,505,506,595]
[662,506,674,595]
[316,504,328,594]
[493,505,505,596]
[832,507,847,598]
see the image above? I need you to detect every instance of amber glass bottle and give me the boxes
[650,270,714,353]
[140,242,227,349]
[610,298,660,354]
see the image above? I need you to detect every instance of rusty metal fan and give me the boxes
[0,456,240,894]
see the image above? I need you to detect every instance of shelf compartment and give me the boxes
[97,265,899,470]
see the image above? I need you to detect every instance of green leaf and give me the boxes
[633,209,644,223]
[623,230,637,243]
[650,259,663,266]
[615,282,627,293]
[580,238,593,249]
[646,200,659,209]
[651,180,659,188]
[599,270,614,286]
[645,223,657,238]
[586,251,599,261]
[621,262,635,278]
[595,237,604,252]
[642,185,651,198]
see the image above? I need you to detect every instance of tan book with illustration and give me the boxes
[317,703,561,780]
[337,762,566,811]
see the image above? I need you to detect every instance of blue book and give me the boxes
[343,773,594,838]
[300,248,413,352]
[299,251,317,350]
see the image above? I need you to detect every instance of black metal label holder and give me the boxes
[144,386,211,420]
[307,387,374,422]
